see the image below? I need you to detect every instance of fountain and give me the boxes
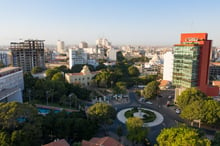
[133,108,146,119]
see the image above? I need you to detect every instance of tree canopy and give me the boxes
[86,103,116,125]
[176,87,207,110]
[45,68,60,80]
[156,126,211,146]
[51,72,64,81]
[126,117,148,143]
[181,99,220,125]
[31,66,43,74]
[0,102,42,146]
[128,66,140,77]
[143,81,159,99]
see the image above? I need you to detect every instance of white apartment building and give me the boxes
[96,38,111,48]
[107,48,117,61]
[69,48,88,69]
[57,40,65,54]
[163,52,174,82]
[65,65,97,86]
[0,67,24,102]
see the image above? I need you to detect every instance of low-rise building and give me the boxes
[65,65,97,86]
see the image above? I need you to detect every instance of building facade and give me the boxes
[79,41,88,48]
[69,48,88,69]
[163,52,174,82]
[0,67,24,102]
[0,49,11,66]
[10,40,45,72]
[57,40,65,54]
[65,65,97,86]
[173,33,218,96]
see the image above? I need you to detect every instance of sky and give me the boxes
[0,0,220,46]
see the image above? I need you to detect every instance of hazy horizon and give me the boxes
[1,0,220,47]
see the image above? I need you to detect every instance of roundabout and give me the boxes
[117,107,164,127]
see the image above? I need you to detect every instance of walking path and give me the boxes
[117,107,164,127]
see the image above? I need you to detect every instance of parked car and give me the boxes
[139,97,145,102]
[146,101,153,105]
[175,108,181,114]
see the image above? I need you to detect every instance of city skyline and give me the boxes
[1,0,220,46]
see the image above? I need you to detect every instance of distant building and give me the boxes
[57,40,65,54]
[173,33,218,97]
[65,65,97,86]
[107,48,117,61]
[69,48,88,69]
[96,38,111,48]
[79,41,88,48]
[163,52,174,81]
[0,67,24,102]
[10,40,45,72]
[209,62,220,80]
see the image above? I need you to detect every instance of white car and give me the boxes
[139,97,145,102]
[175,108,181,114]
[146,101,153,105]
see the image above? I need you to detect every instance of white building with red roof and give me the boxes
[65,65,97,86]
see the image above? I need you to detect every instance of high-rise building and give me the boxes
[10,40,45,72]
[0,67,24,102]
[69,48,88,69]
[57,40,65,54]
[79,41,88,48]
[163,52,174,81]
[173,33,218,96]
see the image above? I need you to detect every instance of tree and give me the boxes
[45,69,59,80]
[202,100,220,125]
[156,126,211,146]
[0,102,42,146]
[128,66,140,77]
[51,72,64,81]
[181,99,220,125]
[94,70,112,87]
[87,103,116,135]
[113,82,127,94]
[176,87,207,110]
[126,117,148,143]
[180,100,205,122]
[86,103,116,125]
[117,51,126,62]
[143,81,159,99]
[31,66,43,74]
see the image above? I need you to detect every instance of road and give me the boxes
[107,90,184,145]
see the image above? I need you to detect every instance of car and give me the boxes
[168,95,172,99]
[175,108,181,114]
[158,95,163,98]
[139,97,145,102]
[146,101,153,105]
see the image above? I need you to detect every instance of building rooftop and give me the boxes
[0,67,22,77]
[82,136,124,146]
[210,62,220,66]
[42,139,69,146]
